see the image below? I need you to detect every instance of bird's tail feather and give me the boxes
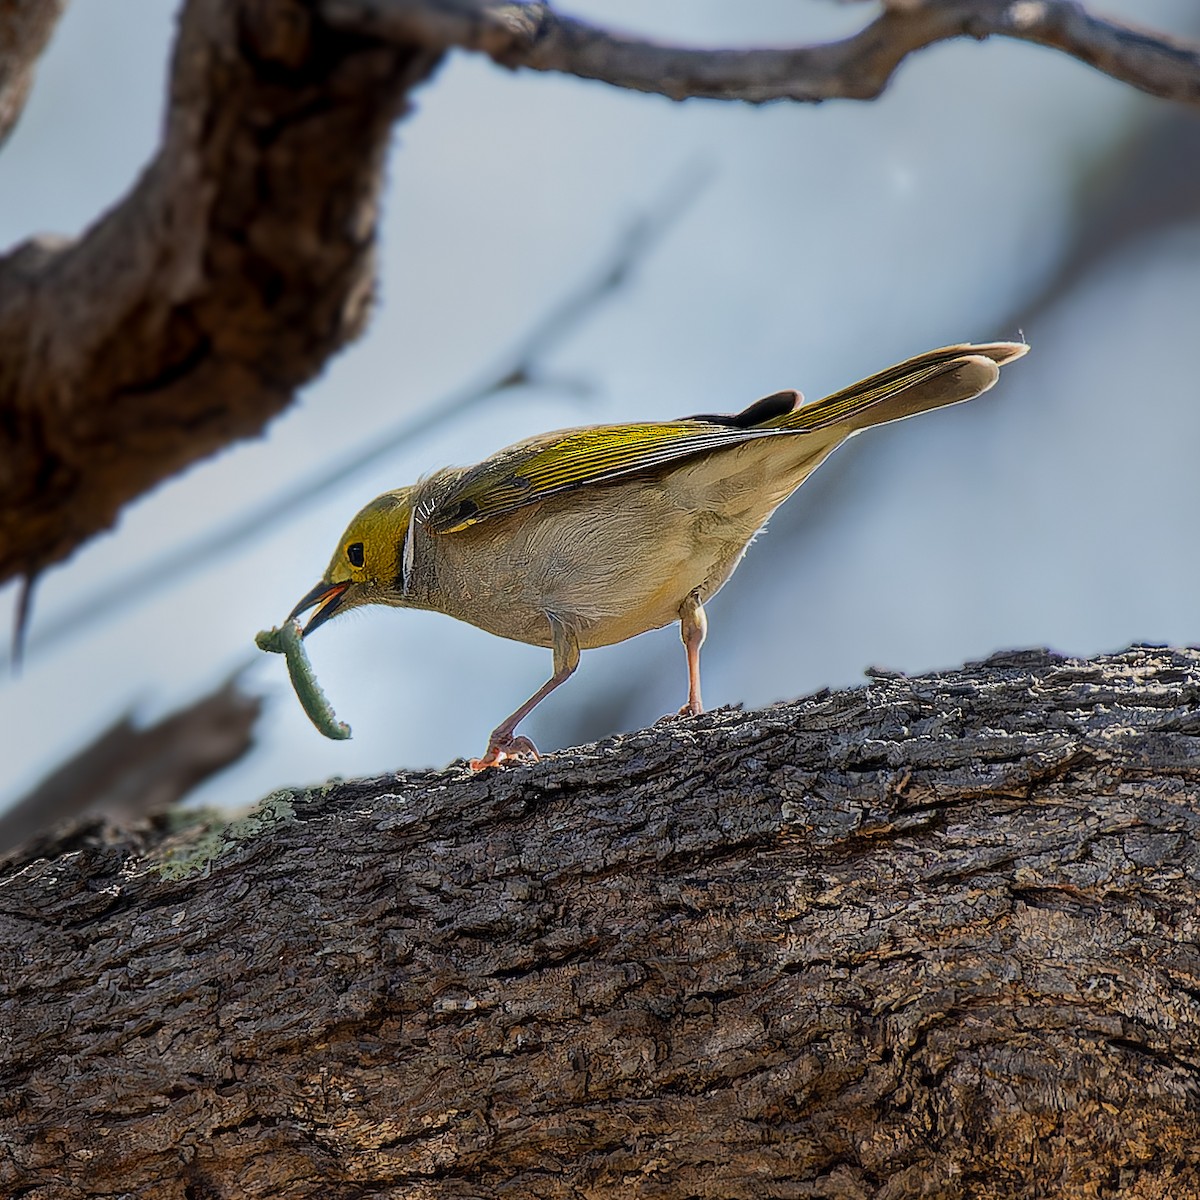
[761,342,1028,435]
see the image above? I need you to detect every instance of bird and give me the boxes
[287,341,1028,768]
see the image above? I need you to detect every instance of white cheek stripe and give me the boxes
[402,507,417,596]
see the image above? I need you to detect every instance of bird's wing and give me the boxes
[420,421,780,534]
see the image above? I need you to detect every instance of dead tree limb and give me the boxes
[4,646,1200,1197]
[323,0,1200,108]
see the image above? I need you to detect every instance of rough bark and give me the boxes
[0,0,440,586]
[4,645,1200,1198]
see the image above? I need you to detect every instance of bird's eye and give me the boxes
[346,542,365,568]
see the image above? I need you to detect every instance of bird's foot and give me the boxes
[470,734,540,771]
[656,700,704,724]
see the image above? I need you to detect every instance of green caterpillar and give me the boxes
[255,620,351,740]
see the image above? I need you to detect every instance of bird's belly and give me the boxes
[572,574,698,649]
[427,499,748,649]
[438,542,723,651]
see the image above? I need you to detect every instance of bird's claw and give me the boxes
[470,735,540,771]
[656,702,703,725]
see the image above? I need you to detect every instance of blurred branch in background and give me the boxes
[0,165,705,671]
[0,0,65,146]
[324,0,1200,107]
[3,0,1194,652]
[1023,108,1200,323]
[0,3,442,592]
[0,676,261,858]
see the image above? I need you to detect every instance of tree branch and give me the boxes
[0,675,261,856]
[0,0,66,146]
[322,0,1200,107]
[0,0,442,588]
[5,646,1200,1195]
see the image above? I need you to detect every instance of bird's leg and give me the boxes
[470,615,581,770]
[677,590,707,717]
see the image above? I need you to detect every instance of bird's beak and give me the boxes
[287,580,351,637]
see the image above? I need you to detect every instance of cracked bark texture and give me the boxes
[4,645,1200,1198]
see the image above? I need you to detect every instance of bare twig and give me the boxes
[0,0,66,146]
[322,0,1200,107]
[3,166,705,669]
[0,675,261,857]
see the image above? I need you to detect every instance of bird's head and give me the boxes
[288,488,415,636]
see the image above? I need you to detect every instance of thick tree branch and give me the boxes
[323,0,1200,107]
[0,0,441,588]
[4,646,1200,1196]
[0,0,66,146]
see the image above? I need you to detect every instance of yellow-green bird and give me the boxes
[288,342,1027,768]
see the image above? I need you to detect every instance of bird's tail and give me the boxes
[760,342,1028,435]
